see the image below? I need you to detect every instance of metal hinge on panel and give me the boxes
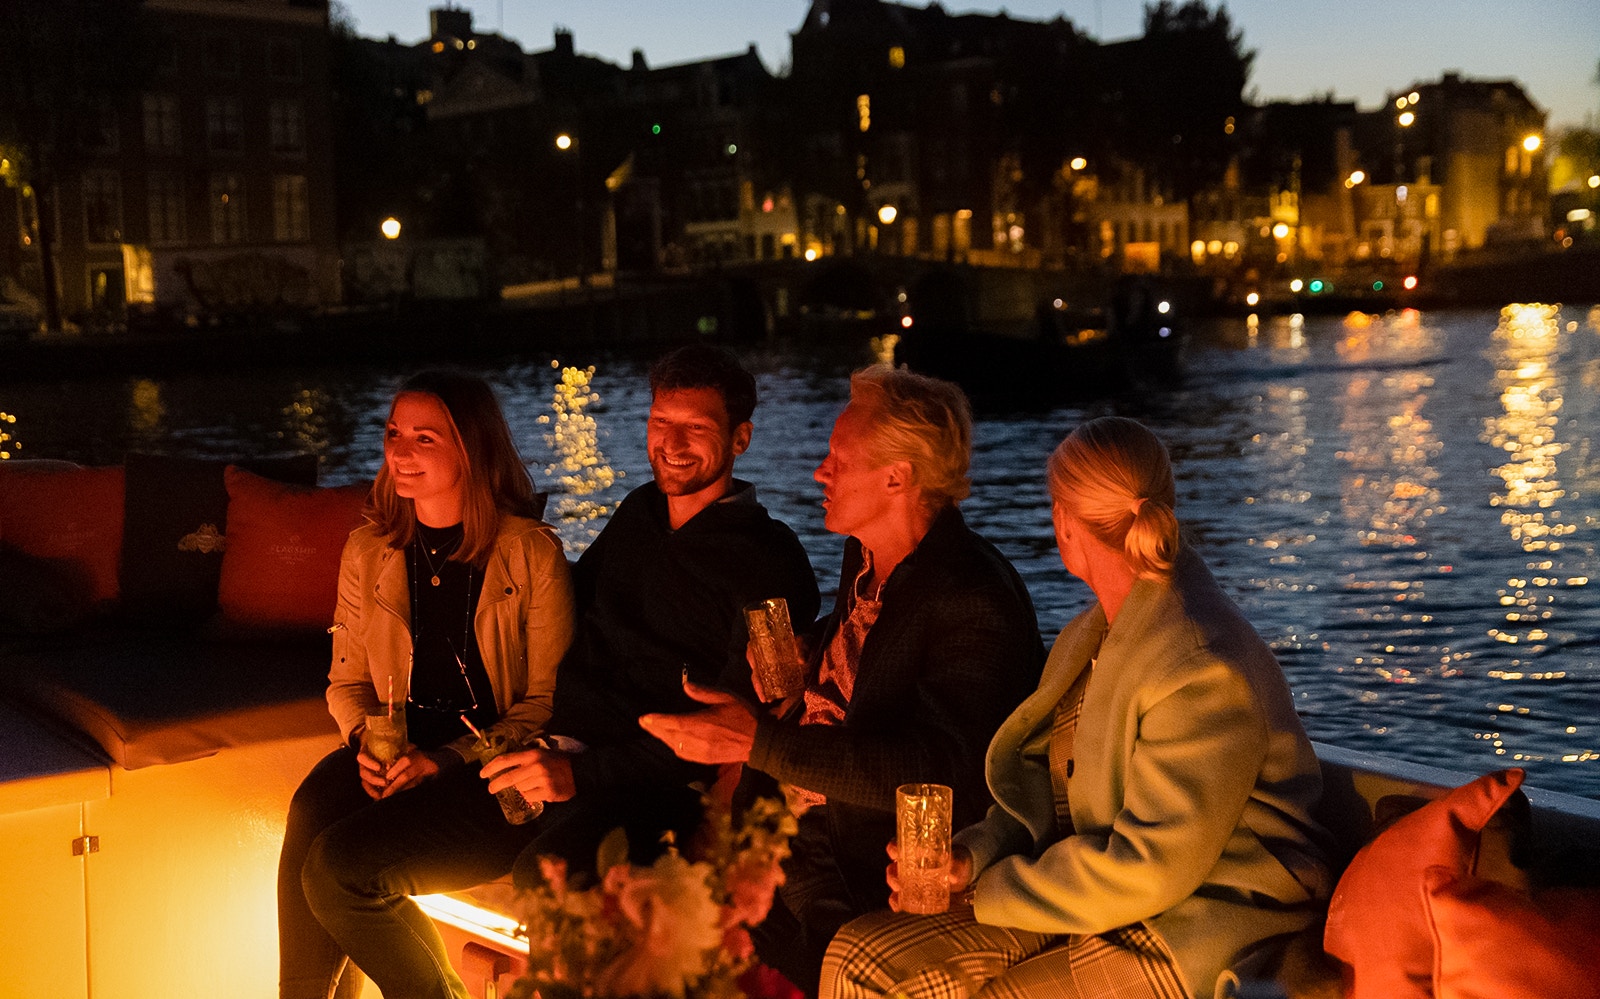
[71,835,100,856]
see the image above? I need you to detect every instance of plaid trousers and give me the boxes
[820,904,1190,999]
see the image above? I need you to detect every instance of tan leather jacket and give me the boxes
[327,513,575,761]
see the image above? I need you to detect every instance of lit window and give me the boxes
[888,46,905,69]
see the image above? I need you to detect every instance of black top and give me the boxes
[405,521,495,749]
[548,480,821,798]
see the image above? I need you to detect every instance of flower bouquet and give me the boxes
[507,797,800,999]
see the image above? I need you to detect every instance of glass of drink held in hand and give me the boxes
[896,782,954,915]
[744,597,806,701]
[361,711,408,775]
[470,728,543,825]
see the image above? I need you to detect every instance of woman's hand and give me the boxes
[481,746,576,803]
[356,746,442,799]
[376,747,442,797]
[638,678,759,764]
[885,841,974,912]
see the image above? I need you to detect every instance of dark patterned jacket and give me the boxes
[747,504,1045,911]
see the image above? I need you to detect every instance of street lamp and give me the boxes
[380,217,401,239]
[877,204,898,225]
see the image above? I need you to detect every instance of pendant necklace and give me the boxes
[408,545,481,711]
[416,527,461,587]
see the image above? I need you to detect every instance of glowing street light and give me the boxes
[1398,111,1416,127]
[380,217,401,239]
[1522,134,1542,153]
[1272,222,1291,239]
[1345,170,1366,189]
[877,204,898,225]
[555,133,573,151]
[1070,157,1087,171]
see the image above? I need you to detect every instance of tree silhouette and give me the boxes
[1101,0,1254,200]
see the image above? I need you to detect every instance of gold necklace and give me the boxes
[416,527,462,586]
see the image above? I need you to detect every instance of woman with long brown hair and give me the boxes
[278,370,574,999]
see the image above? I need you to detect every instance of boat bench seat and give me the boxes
[0,626,336,770]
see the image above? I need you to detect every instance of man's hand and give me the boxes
[638,678,759,764]
[748,633,813,704]
[361,747,442,799]
[886,841,974,912]
[481,746,576,803]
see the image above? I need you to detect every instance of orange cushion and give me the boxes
[0,463,125,607]
[1424,866,1600,999]
[1323,768,1524,999]
[216,466,368,634]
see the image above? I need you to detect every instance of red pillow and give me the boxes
[216,466,368,633]
[1324,768,1525,999]
[0,463,125,607]
[1424,866,1600,999]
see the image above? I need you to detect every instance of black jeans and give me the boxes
[277,746,538,999]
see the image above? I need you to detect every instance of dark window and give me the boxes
[202,34,240,76]
[147,172,186,244]
[83,171,123,243]
[206,97,243,154]
[267,38,303,81]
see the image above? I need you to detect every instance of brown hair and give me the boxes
[1047,416,1179,579]
[648,344,758,427]
[369,370,539,565]
[849,365,973,510]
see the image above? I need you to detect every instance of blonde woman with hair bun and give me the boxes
[825,416,1334,999]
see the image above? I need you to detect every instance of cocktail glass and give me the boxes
[744,597,806,701]
[896,782,953,915]
[471,729,543,825]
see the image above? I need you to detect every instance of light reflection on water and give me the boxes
[3,305,1598,797]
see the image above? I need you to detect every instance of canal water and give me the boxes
[5,303,1599,798]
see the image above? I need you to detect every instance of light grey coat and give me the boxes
[955,547,1333,998]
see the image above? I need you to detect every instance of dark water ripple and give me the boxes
[4,305,1598,797]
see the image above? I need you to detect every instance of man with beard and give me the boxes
[485,345,820,870]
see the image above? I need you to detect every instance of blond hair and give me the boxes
[849,365,973,509]
[1048,416,1179,579]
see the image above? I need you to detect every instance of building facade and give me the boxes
[6,0,341,326]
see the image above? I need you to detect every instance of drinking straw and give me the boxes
[461,714,483,739]
[387,676,394,719]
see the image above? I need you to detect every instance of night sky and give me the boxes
[338,0,1599,128]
